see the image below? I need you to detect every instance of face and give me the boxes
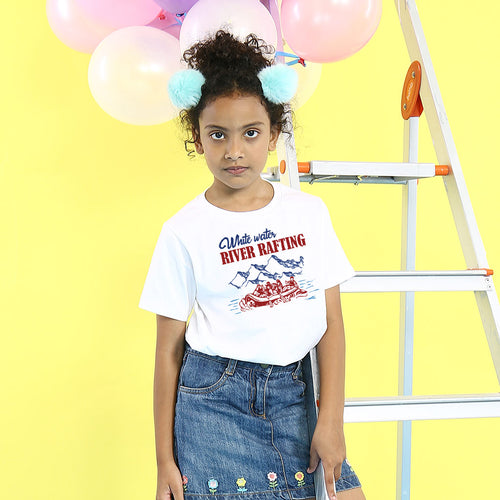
[194,94,280,196]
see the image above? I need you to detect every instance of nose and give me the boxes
[225,138,244,161]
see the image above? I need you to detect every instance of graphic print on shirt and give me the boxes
[218,228,319,314]
[239,275,308,311]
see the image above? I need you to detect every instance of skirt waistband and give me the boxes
[184,344,303,374]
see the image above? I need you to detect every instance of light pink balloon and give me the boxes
[180,0,277,55]
[281,0,382,63]
[46,0,116,53]
[88,27,183,125]
[75,0,161,29]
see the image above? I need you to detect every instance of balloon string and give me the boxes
[275,51,306,67]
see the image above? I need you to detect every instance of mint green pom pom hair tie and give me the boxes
[168,69,205,109]
[257,64,298,104]
[167,63,297,110]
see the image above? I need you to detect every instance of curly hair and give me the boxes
[179,30,290,155]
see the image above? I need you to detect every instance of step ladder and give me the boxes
[271,1,500,499]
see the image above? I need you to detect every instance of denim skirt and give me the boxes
[174,345,361,500]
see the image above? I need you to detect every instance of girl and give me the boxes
[140,31,366,500]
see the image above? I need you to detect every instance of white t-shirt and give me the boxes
[139,182,355,365]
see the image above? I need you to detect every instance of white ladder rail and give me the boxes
[276,105,300,190]
[398,109,419,500]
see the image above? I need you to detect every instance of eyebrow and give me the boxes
[204,121,266,130]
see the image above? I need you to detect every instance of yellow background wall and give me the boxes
[1,1,499,498]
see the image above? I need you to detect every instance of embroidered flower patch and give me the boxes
[267,471,278,488]
[295,471,305,487]
[182,476,188,492]
[207,478,218,494]
[236,477,247,492]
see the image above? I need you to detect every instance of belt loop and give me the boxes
[292,359,303,379]
[225,358,238,375]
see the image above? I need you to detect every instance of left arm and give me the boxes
[307,284,347,499]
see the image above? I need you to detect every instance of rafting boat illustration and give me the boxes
[239,276,308,311]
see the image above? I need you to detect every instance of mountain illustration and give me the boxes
[229,254,305,289]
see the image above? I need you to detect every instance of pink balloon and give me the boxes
[46,0,116,53]
[147,11,182,39]
[180,0,277,56]
[154,0,198,14]
[281,0,382,63]
[75,0,161,29]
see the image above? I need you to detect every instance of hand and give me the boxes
[157,462,184,500]
[307,422,346,500]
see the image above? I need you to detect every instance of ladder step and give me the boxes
[264,161,449,184]
[344,394,500,422]
[340,270,494,292]
[308,160,447,180]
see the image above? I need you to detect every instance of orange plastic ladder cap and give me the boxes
[298,162,311,174]
[435,165,450,176]
[469,268,494,276]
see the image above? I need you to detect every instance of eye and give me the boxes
[245,129,259,138]
[210,131,225,140]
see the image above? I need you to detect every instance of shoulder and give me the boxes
[274,182,328,211]
[161,192,207,234]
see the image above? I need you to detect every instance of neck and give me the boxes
[205,179,274,212]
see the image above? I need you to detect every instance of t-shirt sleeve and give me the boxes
[318,201,355,289]
[138,223,196,321]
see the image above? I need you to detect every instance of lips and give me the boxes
[226,166,248,175]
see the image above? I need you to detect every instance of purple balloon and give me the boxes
[260,0,282,52]
[154,0,198,14]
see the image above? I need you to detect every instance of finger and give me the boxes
[334,461,342,482]
[307,448,320,473]
[157,487,171,500]
[323,463,337,500]
[170,480,185,500]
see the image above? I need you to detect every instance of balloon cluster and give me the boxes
[47,0,382,125]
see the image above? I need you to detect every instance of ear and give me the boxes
[268,125,280,152]
[192,128,204,154]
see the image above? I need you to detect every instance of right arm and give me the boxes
[154,314,186,500]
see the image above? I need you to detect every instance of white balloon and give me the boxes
[88,27,183,126]
[180,0,277,55]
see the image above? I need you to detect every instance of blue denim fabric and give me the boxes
[174,345,361,500]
